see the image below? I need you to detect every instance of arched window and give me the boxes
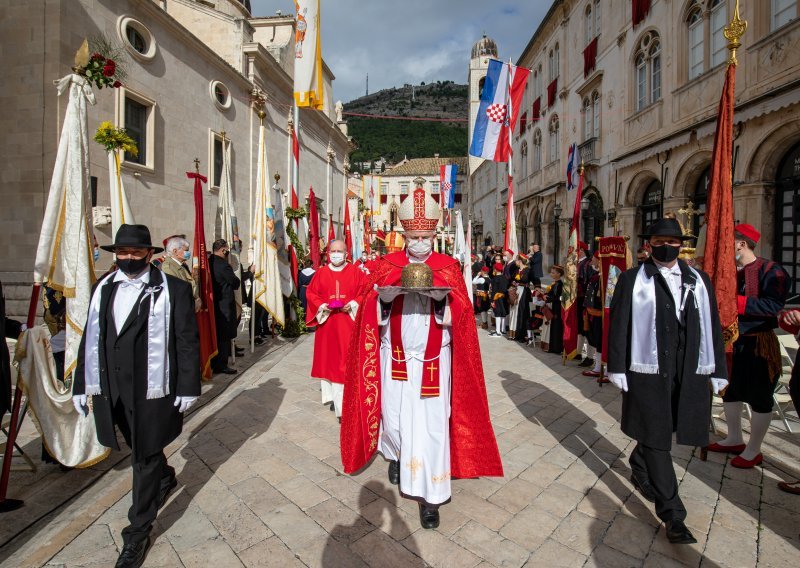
[687,3,704,80]
[548,44,560,82]
[775,141,800,296]
[583,91,601,141]
[536,64,543,101]
[592,90,601,137]
[533,129,542,171]
[534,210,543,247]
[548,115,560,164]
[585,0,601,46]
[640,180,662,236]
[692,166,709,237]
[710,0,728,67]
[634,31,662,112]
[478,76,486,99]
[582,191,604,245]
[520,141,529,179]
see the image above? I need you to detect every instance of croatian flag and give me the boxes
[440,164,457,209]
[469,59,530,162]
[566,143,578,191]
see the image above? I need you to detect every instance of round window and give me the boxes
[117,16,157,61]
[210,81,232,110]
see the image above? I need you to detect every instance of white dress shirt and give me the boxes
[653,260,682,319]
[112,269,150,333]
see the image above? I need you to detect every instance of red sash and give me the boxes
[388,295,444,398]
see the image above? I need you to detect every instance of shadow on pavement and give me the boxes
[323,480,423,567]
[500,369,726,566]
[154,377,286,540]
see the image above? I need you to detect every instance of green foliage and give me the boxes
[348,118,467,164]
[277,294,306,338]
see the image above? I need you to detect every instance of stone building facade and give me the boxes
[0,0,349,315]
[468,0,800,296]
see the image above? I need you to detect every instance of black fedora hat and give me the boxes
[100,224,165,253]
[639,218,697,243]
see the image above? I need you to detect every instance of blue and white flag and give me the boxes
[440,164,457,209]
[566,143,578,191]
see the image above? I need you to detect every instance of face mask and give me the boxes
[407,239,433,258]
[93,248,100,262]
[116,257,149,277]
[224,249,230,257]
[329,252,345,265]
[650,244,680,263]
[361,255,367,261]
[183,250,191,261]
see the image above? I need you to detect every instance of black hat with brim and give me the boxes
[100,223,165,253]
[639,218,697,243]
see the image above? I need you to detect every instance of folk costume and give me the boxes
[607,219,727,544]
[542,277,564,354]
[305,261,364,417]
[73,225,200,563]
[582,255,604,376]
[472,267,491,329]
[340,185,502,524]
[489,265,509,336]
[712,223,790,468]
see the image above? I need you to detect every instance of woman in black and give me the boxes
[545,265,564,354]
[489,263,509,337]
[513,258,533,343]
[473,266,492,329]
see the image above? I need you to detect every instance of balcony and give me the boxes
[579,137,600,165]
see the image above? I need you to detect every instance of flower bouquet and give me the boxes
[94,121,138,157]
[73,37,127,90]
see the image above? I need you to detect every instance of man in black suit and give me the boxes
[73,224,200,568]
[606,218,728,546]
[1,281,23,419]
[528,243,543,280]
[209,238,240,375]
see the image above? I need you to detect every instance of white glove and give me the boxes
[607,372,628,392]
[711,378,729,395]
[174,396,198,413]
[72,394,88,417]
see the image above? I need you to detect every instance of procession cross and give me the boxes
[677,201,702,237]
[193,158,200,174]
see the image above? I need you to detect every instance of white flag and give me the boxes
[34,74,97,382]
[251,123,285,326]
[293,0,324,109]
[453,211,473,303]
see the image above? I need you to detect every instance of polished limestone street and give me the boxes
[2,331,798,567]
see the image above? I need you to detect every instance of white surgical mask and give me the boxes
[329,252,345,265]
[407,239,433,258]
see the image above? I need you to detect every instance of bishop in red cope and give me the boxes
[340,182,502,530]
[306,239,364,418]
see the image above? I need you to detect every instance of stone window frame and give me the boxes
[548,114,560,164]
[210,80,232,111]
[772,0,798,32]
[581,90,601,141]
[584,0,601,47]
[116,87,156,174]
[117,16,157,62]
[207,129,231,193]
[682,0,728,83]
[520,140,529,179]
[632,30,662,113]
[532,129,543,172]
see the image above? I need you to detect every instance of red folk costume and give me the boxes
[306,263,365,383]
[340,188,502,481]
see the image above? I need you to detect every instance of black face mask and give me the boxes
[116,257,149,277]
[650,244,680,263]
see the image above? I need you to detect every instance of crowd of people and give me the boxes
[3,208,800,565]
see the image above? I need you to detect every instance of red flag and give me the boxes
[343,197,353,259]
[308,186,321,268]
[187,171,217,381]
[562,170,584,359]
[599,237,629,364]
[703,62,739,352]
[364,215,371,253]
[327,213,335,245]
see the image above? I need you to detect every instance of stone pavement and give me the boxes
[2,329,799,567]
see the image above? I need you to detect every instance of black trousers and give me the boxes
[112,400,175,545]
[211,333,231,371]
[629,442,686,523]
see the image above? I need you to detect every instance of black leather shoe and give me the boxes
[388,460,400,485]
[159,475,178,509]
[631,474,657,503]
[216,367,237,375]
[579,358,594,367]
[418,503,440,529]
[665,519,697,544]
[235,347,245,356]
[115,538,150,568]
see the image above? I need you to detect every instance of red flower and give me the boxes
[91,53,105,61]
[112,80,122,88]
[102,62,116,77]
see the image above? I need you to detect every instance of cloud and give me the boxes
[250,0,551,102]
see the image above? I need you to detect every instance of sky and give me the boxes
[250,0,552,103]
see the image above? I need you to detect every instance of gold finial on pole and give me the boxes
[724,0,747,66]
[193,158,200,173]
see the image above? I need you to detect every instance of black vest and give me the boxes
[104,284,146,407]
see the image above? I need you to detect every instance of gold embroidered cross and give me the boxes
[394,345,404,360]
[406,457,422,482]
[426,362,438,382]
[329,280,346,301]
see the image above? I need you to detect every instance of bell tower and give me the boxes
[468,34,499,175]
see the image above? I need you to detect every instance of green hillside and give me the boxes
[344,81,468,169]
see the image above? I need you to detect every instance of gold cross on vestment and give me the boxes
[406,457,423,482]
[394,345,404,360]
[426,362,438,381]
[329,280,346,301]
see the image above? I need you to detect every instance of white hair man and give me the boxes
[160,235,199,310]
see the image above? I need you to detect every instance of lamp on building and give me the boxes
[553,202,562,265]
[581,196,590,212]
